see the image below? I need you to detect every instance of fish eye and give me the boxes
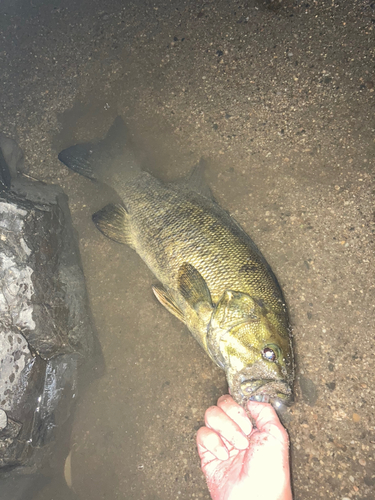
[262,347,277,362]
[262,343,282,362]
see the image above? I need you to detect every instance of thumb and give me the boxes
[247,402,289,445]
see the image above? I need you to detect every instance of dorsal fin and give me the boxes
[173,159,215,201]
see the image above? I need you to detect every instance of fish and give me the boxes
[58,117,294,412]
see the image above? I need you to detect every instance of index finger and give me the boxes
[247,401,289,444]
[205,406,249,450]
[217,395,252,436]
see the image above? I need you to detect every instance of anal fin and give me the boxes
[152,285,185,324]
[92,203,134,247]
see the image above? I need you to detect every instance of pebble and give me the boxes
[359,458,366,466]
[0,409,7,430]
[352,413,361,423]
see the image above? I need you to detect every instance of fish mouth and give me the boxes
[228,370,294,413]
[239,377,294,410]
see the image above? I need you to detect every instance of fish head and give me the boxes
[207,290,294,412]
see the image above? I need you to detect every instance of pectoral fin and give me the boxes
[152,285,185,324]
[177,263,213,321]
[92,203,134,248]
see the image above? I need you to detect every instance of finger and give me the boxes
[205,406,249,450]
[196,426,229,461]
[247,401,289,444]
[217,395,252,436]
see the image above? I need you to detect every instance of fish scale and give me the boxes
[126,174,283,308]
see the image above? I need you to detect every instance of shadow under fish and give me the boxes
[59,117,294,414]
[0,134,100,499]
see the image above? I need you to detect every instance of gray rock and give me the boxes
[0,135,99,482]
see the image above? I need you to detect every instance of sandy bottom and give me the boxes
[0,1,374,499]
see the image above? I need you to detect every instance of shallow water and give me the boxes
[1,0,374,499]
[48,103,228,500]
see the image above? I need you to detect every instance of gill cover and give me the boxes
[207,291,261,368]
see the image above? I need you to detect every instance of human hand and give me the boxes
[196,395,292,500]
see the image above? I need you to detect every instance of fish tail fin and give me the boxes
[58,143,98,180]
[58,116,141,185]
[92,203,134,247]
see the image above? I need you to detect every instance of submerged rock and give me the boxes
[299,375,318,407]
[0,134,99,496]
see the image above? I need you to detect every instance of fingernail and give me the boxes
[241,418,252,436]
[215,447,229,461]
[235,434,249,450]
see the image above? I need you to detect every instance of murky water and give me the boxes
[1,0,374,499]
[33,103,227,500]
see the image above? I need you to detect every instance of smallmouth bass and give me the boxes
[59,117,294,412]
